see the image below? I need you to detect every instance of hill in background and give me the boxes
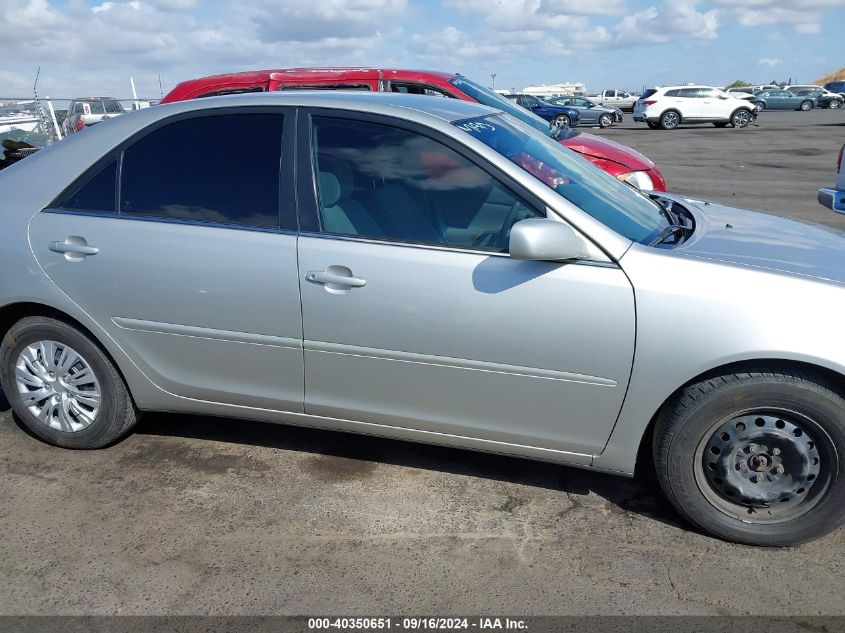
[816,67,845,84]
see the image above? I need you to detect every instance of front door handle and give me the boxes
[306,270,367,288]
[49,237,99,260]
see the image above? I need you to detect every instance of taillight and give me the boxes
[642,100,657,106]
[76,119,84,131]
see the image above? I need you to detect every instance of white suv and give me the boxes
[633,86,757,130]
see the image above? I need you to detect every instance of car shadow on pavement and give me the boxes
[135,412,688,532]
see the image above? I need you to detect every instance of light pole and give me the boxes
[490,73,497,90]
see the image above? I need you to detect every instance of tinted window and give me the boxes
[58,158,117,212]
[389,83,449,97]
[641,89,658,99]
[310,117,542,252]
[276,84,370,91]
[104,100,124,114]
[606,91,616,97]
[664,89,681,97]
[120,113,284,228]
[677,89,701,98]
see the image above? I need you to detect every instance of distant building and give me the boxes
[522,83,587,98]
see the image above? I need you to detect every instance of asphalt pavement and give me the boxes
[1,108,844,616]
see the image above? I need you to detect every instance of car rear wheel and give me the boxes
[654,367,845,545]
[800,100,813,111]
[598,113,613,128]
[730,109,752,128]
[0,316,138,449]
[553,114,571,128]
[658,111,680,130]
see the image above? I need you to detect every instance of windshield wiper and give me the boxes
[649,224,688,247]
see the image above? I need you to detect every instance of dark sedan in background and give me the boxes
[753,89,815,111]
[546,96,621,128]
[789,87,843,109]
[504,93,581,128]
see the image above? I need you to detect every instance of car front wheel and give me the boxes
[754,101,766,111]
[0,316,138,449]
[829,100,841,109]
[598,113,613,128]
[553,114,571,128]
[731,109,752,128]
[654,367,845,545]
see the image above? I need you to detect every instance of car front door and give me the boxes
[28,108,304,411]
[295,111,636,457]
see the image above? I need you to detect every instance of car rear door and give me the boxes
[28,107,305,411]
[294,110,636,457]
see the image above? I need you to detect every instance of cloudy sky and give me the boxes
[1,0,844,99]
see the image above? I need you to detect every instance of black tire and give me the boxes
[799,100,813,111]
[658,110,680,130]
[598,113,613,128]
[730,108,752,128]
[830,99,842,109]
[713,122,729,128]
[646,121,659,129]
[754,101,766,111]
[0,316,138,449]
[654,367,845,546]
[553,114,571,128]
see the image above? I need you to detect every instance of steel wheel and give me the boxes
[15,340,101,433]
[694,410,833,524]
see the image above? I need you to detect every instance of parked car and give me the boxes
[545,96,621,128]
[162,68,667,191]
[818,144,845,213]
[753,90,815,111]
[589,89,638,111]
[633,86,757,130]
[503,93,581,128]
[823,81,845,97]
[788,87,843,109]
[4,91,845,546]
[62,97,125,135]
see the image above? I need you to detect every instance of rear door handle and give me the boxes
[49,238,99,259]
[306,270,366,288]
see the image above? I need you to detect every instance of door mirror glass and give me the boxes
[509,218,586,262]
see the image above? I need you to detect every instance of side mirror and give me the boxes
[509,218,587,262]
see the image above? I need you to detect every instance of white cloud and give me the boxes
[614,2,719,46]
[711,0,845,34]
[758,57,782,67]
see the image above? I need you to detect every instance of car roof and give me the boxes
[656,85,719,90]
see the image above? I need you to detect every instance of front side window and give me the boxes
[454,115,665,245]
[389,83,449,98]
[276,83,371,91]
[120,113,284,228]
[310,116,542,252]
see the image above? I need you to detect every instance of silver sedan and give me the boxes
[1,92,844,546]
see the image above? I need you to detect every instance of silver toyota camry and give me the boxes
[1,92,844,546]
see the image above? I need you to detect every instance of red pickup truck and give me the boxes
[162,68,667,192]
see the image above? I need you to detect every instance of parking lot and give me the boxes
[1,109,844,617]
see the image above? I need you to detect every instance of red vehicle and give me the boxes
[162,68,668,192]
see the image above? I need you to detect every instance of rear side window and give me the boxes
[641,89,657,99]
[664,89,681,97]
[120,113,284,228]
[58,158,117,212]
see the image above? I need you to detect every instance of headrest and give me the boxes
[317,155,354,207]
[318,172,341,208]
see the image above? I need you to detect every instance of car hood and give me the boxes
[670,195,845,285]
[562,133,654,171]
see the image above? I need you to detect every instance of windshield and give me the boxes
[449,76,580,141]
[453,114,665,244]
